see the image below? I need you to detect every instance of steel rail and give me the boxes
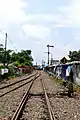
[0,72,37,90]
[0,73,38,98]
[11,74,40,120]
[40,77,56,120]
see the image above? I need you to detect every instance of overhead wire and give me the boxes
[7,35,17,52]
[0,30,17,52]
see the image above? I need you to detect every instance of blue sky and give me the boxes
[0,0,80,64]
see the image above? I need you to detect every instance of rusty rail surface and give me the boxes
[0,72,37,90]
[40,77,56,120]
[0,73,38,98]
[11,74,40,120]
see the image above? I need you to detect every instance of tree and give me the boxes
[12,50,33,67]
[0,44,12,66]
[6,50,13,65]
[11,52,19,62]
[68,50,80,62]
[0,44,33,67]
[0,46,5,64]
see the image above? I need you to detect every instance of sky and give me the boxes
[0,0,80,65]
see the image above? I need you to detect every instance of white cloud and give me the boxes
[0,0,80,64]
[58,0,80,27]
[22,24,50,40]
[22,13,71,28]
[25,14,55,23]
[69,0,80,27]
[0,0,27,47]
[0,0,26,29]
[22,0,80,28]
[22,0,80,29]
[51,44,71,60]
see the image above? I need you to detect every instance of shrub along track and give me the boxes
[11,72,55,120]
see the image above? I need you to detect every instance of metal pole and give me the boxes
[48,46,49,65]
[50,53,52,65]
[47,45,54,66]
[5,33,7,51]
[4,33,7,66]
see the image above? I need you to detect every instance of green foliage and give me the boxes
[0,45,12,65]
[13,61,21,67]
[0,65,6,69]
[12,50,33,67]
[0,46,5,64]
[69,50,80,61]
[0,44,33,67]
[7,65,16,76]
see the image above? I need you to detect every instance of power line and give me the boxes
[0,30,17,52]
[7,35,17,52]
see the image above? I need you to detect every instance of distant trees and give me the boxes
[68,50,80,62]
[0,44,33,67]
[12,50,33,67]
[0,44,12,66]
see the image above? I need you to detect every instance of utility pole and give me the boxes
[50,53,53,65]
[5,33,7,52]
[4,33,7,66]
[36,62,37,66]
[47,45,54,66]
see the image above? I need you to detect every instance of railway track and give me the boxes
[1,71,80,120]
[11,73,55,120]
[0,72,38,97]
[41,77,56,120]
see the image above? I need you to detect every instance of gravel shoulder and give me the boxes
[0,71,80,120]
[0,73,37,119]
[42,71,80,120]
[0,76,34,96]
[20,75,50,120]
[0,71,36,88]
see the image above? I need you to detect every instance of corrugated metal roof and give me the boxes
[49,61,80,68]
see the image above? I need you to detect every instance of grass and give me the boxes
[49,74,80,92]
[73,84,80,92]
[49,75,63,85]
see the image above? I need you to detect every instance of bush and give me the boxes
[7,65,16,77]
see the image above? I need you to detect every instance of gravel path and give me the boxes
[0,75,36,119]
[42,72,80,120]
[20,74,50,120]
[0,71,35,88]
[0,71,80,120]
[0,76,34,96]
